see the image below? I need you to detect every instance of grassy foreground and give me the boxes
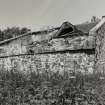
[0,69,105,105]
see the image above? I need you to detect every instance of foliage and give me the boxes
[0,27,30,41]
[0,67,105,105]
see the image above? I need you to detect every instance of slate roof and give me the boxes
[76,22,98,33]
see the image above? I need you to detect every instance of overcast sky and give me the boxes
[0,0,105,30]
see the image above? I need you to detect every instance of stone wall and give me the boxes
[0,35,32,56]
[0,29,95,75]
[0,30,58,56]
[29,35,95,54]
[0,53,94,75]
[95,23,105,73]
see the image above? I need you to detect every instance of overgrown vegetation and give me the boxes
[0,67,105,105]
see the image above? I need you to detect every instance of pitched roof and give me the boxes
[0,21,98,46]
[90,18,105,34]
[53,21,84,38]
[76,22,98,33]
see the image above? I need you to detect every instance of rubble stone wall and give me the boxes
[96,23,105,73]
[0,53,94,75]
[0,30,95,75]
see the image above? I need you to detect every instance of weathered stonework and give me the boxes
[95,23,105,73]
[0,53,94,75]
[0,35,95,74]
[0,30,57,56]
[0,35,31,56]
[0,22,96,75]
[30,35,95,54]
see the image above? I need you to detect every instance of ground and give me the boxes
[0,69,105,105]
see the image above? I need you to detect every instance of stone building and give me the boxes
[0,21,98,75]
[90,17,105,73]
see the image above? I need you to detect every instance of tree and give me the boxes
[1,27,31,41]
[20,27,30,34]
[0,30,4,41]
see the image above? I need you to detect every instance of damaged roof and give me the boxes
[76,22,98,33]
[54,21,84,38]
[0,21,97,47]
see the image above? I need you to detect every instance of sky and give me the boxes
[0,0,105,31]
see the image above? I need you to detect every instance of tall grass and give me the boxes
[0,67,105,105]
